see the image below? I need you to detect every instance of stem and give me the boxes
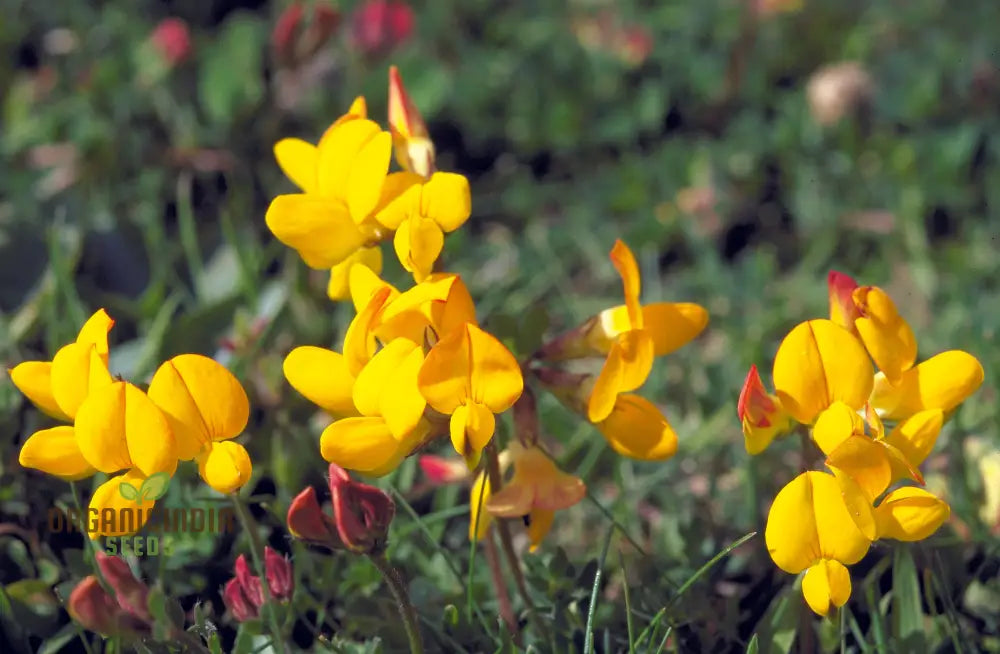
[483,526,519,639]
[368,552,424,654]
[176,170,205,298]
[230,495,288,654]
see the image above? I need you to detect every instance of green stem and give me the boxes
[367,552,424,654]
[176,170,205,298]
[230,495,287,654]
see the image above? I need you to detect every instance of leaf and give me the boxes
[197,13,265,125]
[892,547,926,649]
[138,472,171,502]
[753,581,800,654]
[746,634,760,654]
[118,481,140,502]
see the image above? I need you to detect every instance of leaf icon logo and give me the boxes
[118,473,171,504]
[118,481,140,502]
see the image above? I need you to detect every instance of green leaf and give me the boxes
[138,472,171,502]
[746,634,759,654]
[118,482,140,502]
[197,13,265,125]
[754,581,800,654]
[892,547,925,649]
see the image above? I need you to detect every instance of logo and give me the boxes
[118,472,171,504]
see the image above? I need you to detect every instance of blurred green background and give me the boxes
[1,0,998,651]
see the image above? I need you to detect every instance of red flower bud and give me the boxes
[328,463,396,553]
[233,554,264,608]
[272,3,341,67]
[737,364,777,427]
[287,486,343,550]
[264,547,294,602]
[150,18,191,66]
[828,270,861,330]
[94,552,151,622]
[350,0,414,58]
[418,455,468,486]
[67,576,148,638]
[223,577,259,622]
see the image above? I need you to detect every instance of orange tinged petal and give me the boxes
[609,240,642,327]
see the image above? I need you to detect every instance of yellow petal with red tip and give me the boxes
[197,441,252,494]
[394,215,443,282]
[388,66,427,141]
[870,350,984,420]
[853,286,916,384]
[328,246,383,301]
[826,436,892,501]
[51,344,113,420]
[316,118,382,198]
[87,470,156,538]
[802,559,851,616]
[773,319,874,424]
[421,173,471,232]
[345,131,392,222]
[9,361,70,421]
[450,403,495,468]
[610,240,642,327]
[884,409,944,473]
[76,309,114,358]
[764,471,871,574]
[265,194,367,269]
[597,394,678,461]
[19,426,96,480]
[274,138,318,194]
[469,471,493,542]
[282,346,357,417]
[827,271,860,331]
[812,402,863,455]
[527,509,555,552]
[320,416,420,475]
[874,487,950,541]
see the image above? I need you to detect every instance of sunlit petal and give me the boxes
[597,394,678,461]
[19,426,96,480]
[802,559,851,616]
[9,361,70,421]
[197,441,252,494]
[274,138,318,194]
[265,194,366,269]
[869,350,984,420]
[874,487,950,542]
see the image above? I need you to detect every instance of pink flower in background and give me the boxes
[272,2,341,67]
[150,18,191,65]
[351,0,414,57]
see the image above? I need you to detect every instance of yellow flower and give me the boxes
[418,323,523,468]
[873,486,950,541]
[388,66,435,179]
[327,246,383,302]
[869,350,984,421]
[147,354,251,494]
[595,394,678,461]
[12,309,116,480]
[737,364,793,455]
[772,319,874,425]
[765,471,871,616]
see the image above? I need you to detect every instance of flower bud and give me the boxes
[418,455,467,486]
[67,576,147,639]
[234,555,264,608]
[272,2,341,68]
[350,0,414,59]
[223,577,259,622]
[738,364,792,455]
[287,486,343,550]
[388,66,435,178]
[827,270,860,331]
[94,552,151,621]
[329,463,396,554]
[264,547,294,602]
[150,18,191,66]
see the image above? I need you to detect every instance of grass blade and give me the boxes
[584,524,616,654]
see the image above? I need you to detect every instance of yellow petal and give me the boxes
[419,323,523,415]
[75,381,177,477]
[874,487,950,541]
[328,246,383,301]
[527,509,555,552]
[616,330,655,392]
[609,240,642,327]
[380,345,427,439]
[19,426,96,480]
[587,343,624,423]
[265,194,366,269]
[764,471,871,574]
[320,416,420,475]
[9,361,70,421]
[346,131,392,222]
[147,355,249,460]
[282,346,357,417]
[884,409,944,473]
[87,471,154,538]
[394,215,443,282]
[316,118,382,198]
[870,351,984,420]
[641,303,709,356]
[352,339,421,419]
[597,394,678,461]
[773,319,874,424]
[51,343,113,420]
[812,401,864,456]
[197,441,252,494]
[486,446,585,517]
[76,309,114,359]
[802,559,852,616]
[469,471,493,542]
[344,287,393,377]
[347,96,367,119]
[349,261,400,316]
[827,271,860,331]
[421,173,471,232]
[825,436,892,502]
[376,273,476,343]
[375,180,421,231]
[450,403,495,468]
[274,138,318,194]
[852,286,917,385]
[832,470,879,541]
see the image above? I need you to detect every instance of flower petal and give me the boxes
[274,138,318,194]
[450,402,495,469]
[827,271,860,331]
[327,246,383,302]
[282,346,357,417]
[9,361,70,421]
[316,118,382,198]
[469,471,493,542]
[51,344,113,420]
[320,417,420,476]
[802,559,852,616]
[773,319,874,424]
[265,194,366,269]
[826,435,892,502]
[345,131,392,222]
[88,471,154,538]
[19,426,96,480]
[352,339,426,437]
[394,215,443,282]
[597,394,678,461]
[587,343,624,423]
[812,401,864,456]
[874,487,950,541]
[344,286,393,377]
[884,409,944,473]
[870,350,984,420]
[349,262,400,314]
[853,286,917,384]
[76,309,114,358]
[421,173,471,232]
[148,355,249,460]
[641,302,709,356]
[527,509,555,552]
[610,240,642,327]
[197,441,252,494]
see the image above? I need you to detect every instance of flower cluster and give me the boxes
[10,309,252,537]
[742,271,984,615]
[223,548,294,622]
